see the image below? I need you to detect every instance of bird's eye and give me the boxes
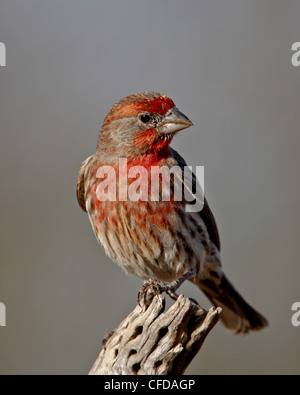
[140,114,151,124]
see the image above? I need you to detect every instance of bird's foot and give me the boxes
[138,269,196,307]
[138,279,164,307]
[159,269,195,294]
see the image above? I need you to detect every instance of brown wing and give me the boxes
[200,197,221,250]
[169,148,221,251]
[77,154,95,212]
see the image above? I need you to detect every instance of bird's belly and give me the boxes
[87,198,207,282]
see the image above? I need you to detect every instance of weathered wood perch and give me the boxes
[89,285,222,375]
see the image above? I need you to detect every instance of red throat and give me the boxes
[132,128,173,164]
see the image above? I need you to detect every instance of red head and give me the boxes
[97,92,193,161]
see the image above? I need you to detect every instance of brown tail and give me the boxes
[194,274,268,335]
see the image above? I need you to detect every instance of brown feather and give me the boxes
[170,148,221,250]
[77,154,95,212]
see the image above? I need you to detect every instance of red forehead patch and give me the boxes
[117,96,175,118]
[132,96,175,115]
[103,93,175,126]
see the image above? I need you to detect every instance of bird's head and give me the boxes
[97,92,193,160]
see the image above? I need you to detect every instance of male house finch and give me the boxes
[77,92,268,334]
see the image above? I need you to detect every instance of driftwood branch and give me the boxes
[89,286,222,375]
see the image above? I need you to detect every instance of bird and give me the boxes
[77,91,268,334]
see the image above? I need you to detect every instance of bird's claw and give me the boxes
[138,279,164,307]
[138,269,196,307]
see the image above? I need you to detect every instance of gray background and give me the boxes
[0,0,299,374]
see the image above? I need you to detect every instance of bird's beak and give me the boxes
[160,107,194,135]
